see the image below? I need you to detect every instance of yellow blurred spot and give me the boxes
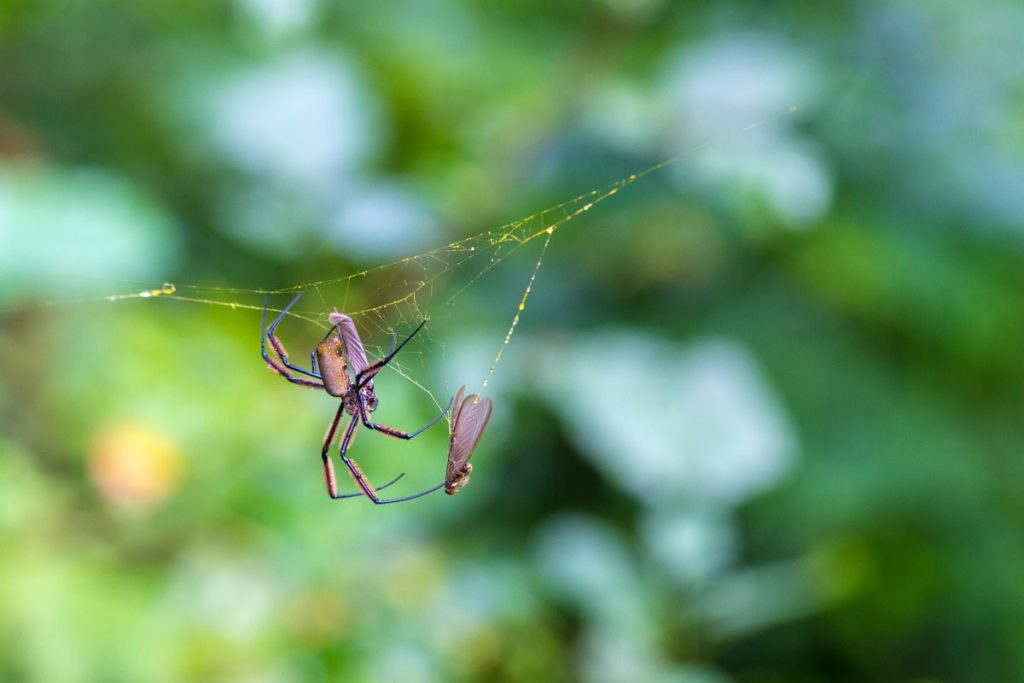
[88,422,183,515]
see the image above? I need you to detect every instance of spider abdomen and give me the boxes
[316,337,350,397]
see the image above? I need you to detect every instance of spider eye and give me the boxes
[366,395,379,412]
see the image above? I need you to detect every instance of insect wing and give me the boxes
[328,311,370,376]
[445,387,492,493]
[450,393,492,464]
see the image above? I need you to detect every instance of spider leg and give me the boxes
[336,409,443,505]
[358,392,454,440]
[325,458,406,498]
[262,305,321,387]
[354,319,428,388]
[264,292,324,380]
[321,405,405,499]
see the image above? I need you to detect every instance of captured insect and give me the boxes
[445,386,493,495]
[261,292,454,504]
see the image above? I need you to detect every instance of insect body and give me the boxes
[445,386,493,495]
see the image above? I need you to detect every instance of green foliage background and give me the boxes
[1,1,1023,682]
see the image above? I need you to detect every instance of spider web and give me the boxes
[19,104,802,413]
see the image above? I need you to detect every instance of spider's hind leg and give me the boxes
[321,407,405,499]
[334,408,442,505]
[340,452,443,505]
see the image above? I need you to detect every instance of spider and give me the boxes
[261,292,452,504]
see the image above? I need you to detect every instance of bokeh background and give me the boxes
[2,1,1024,681]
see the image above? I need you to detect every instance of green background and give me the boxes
[2,1,1023,681]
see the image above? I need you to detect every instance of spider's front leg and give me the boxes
[349,319,454,440]
[353,319,429,389]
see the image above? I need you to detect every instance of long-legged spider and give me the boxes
[261,292,452,504]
